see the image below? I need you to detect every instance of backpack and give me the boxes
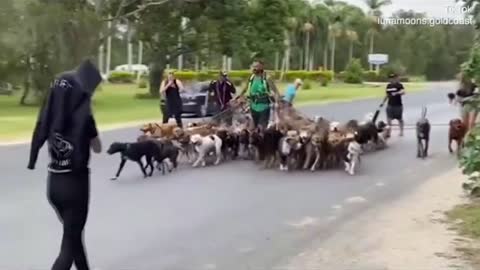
[247,73,270,96]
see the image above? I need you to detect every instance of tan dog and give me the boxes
[140,122,177,138]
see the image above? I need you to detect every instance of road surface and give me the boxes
[0,82,460,270]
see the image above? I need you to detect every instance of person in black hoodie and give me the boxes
[27,59,102,270]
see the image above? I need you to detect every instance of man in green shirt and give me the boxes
[236,60,280,128]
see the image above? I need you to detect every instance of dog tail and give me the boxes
[421,106,427,119]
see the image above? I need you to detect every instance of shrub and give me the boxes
[108,71,135,83]
[363,70,379,82]
[460,124,480,197]
[321,77,329,86]
[302,80,312,90]
[343,59,364,84]
[138,79,148,89]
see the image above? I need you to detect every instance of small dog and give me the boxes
[278,130,303,171]
[190,134,223,167]
[449,118,467,157]
[107,141,161,180]
[344,133,363,175]
[416,107,430,159]
[154,140,180,174]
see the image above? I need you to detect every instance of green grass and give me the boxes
[0,82,428,141]
[448,200,480,238]
[0,84,160,141]
[293,82,427,105]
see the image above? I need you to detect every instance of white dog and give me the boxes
[344,135,363,176]
[190,134,223,167]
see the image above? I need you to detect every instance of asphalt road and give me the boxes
[0,82,461,270]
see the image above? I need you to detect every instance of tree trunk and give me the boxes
[323,43,328,70]
[178,36,183,70]
[98,43,104,75]
[106,15,112,77]
[222,55,227,71]
[330,37,336,72]
[195,55,200,71]
[20,56,31,106]
[275,52,279,71]
[127,21,133,72]
[136,41,143,84]
[227,57,232,71]
[309,51,314,71]
[369,32,375,70]
[349,41,353,62]
[149,57,166,98]
[284,30,291,72]
[305,32,310,70]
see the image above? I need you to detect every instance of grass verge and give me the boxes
[0,82,428,142]
[447,200,480,268]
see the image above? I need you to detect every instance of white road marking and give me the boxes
[375,182,385,187]
[331,204,342,210]
[286,216,318,228]
[344,196,367,204]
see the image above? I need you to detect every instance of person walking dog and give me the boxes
[283,78,303,106]
[236,60,280,128]
[209,71,236,125]
[385,73,405,137]
[27,59,103,270]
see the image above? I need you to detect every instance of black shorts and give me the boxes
[251,108,270,128]
[386,105,403,121]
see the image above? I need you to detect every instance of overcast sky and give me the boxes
[342,0,468,18]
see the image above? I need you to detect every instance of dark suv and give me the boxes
[180,81,220,117]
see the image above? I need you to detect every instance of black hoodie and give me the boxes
[27,60,102,173]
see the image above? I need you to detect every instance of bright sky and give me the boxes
[342,0,469,18]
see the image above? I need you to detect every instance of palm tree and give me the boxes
[329,23,342,72]
[303,22,314,70]
[345,29,358,61]
[364,0,392,70]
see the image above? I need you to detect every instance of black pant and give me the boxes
[251,108,270,128]
[161,103,183,128]
[47,171,90,270]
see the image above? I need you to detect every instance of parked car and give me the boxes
[181,81,220,117]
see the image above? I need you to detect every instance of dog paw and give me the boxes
[110,177,118,181]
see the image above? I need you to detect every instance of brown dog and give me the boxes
[140,123,177,138]
[448,118,467,156]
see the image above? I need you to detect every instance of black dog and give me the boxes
[416,106,430,159]
[107,141,161,180]
[154,140,180,174]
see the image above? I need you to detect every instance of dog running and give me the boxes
[107,140,163,180]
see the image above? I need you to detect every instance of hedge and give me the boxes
[108,71,136,83]
[336,70,409,83]
[180,70,332,82]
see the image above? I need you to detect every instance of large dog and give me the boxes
[190,134,223,167]
[107,141,162,180]
[449,118,467,157]
[416,107,430,159]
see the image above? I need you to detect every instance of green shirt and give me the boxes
[249,76,270,112]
